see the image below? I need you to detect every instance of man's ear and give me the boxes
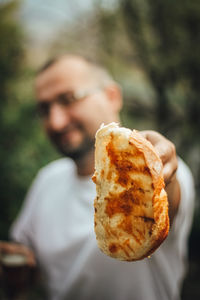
[104,84,123,113]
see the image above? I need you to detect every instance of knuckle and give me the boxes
[171,142,176,155]
[167,140,176,158]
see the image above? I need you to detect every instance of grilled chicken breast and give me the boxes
[92,123,169,261]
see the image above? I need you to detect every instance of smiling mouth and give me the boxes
[55,124,79,139]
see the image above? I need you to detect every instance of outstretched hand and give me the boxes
[140,130,180,223]
[140,130,178,185]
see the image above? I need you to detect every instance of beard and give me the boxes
[56,136,95,160]
[48,128,95,161]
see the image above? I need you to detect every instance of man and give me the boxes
[0,55,194,300]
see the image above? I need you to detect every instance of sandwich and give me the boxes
[92,123,169,261]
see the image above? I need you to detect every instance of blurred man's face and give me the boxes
[35,57,120,160]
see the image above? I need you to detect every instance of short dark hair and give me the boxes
[37,56,59,74]
[37,54,115,87]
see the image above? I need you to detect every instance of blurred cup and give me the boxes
[0,252,33,299]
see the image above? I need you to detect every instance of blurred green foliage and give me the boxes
[121,0,200,133]
[0,1,59,239]
[120,0,200,248]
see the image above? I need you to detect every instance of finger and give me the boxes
[140,130,178,184]
[153,142,170,164]
[0,242,36,267]
[163,161,178,185]
[0,242,16,253]
[140,130,162,145]
[140,131,168,162]
[140,130,177,165]
[12,245,36,267]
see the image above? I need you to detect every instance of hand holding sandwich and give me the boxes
[93,123,181,261]
[140,130,180,224]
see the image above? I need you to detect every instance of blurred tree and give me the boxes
[120,0,200,165]
[121,0,200,134]
[0,1,59,239]
[0,1,23,96]
[121,0,200,254]
[0,0,24,239]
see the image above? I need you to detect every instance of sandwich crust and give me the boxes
[92,123,169,261]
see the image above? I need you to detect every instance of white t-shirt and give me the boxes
[10,157,195,300]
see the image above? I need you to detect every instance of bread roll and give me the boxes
[92,123,169,261]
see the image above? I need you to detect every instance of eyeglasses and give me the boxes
[37,87,102,118]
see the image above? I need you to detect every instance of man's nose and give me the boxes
[48,103,70,131]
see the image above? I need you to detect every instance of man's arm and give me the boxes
[140,130,180,225]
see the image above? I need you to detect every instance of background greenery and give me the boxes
[0,0,200,298]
